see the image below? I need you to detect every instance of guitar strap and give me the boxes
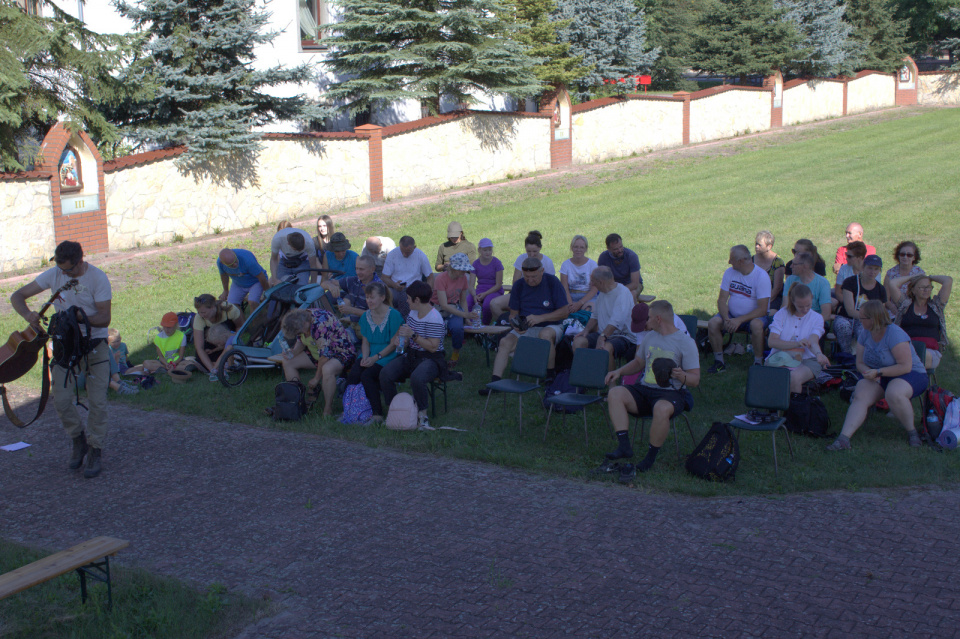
[1,346,51,429]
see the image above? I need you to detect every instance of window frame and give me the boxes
[299,0,330,50]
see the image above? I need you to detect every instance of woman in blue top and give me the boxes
[828,300,929,451]
[323,232,358,282]
[346,281,402,424]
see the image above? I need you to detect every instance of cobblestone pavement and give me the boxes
[2,387,959,638]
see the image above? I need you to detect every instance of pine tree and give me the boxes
[846,0,909,71]
[939,6,960,67]
[690,0,803,83]
[0,0,140,171]
[114,0,325,178]
[776,0,863,76]
[508,0,592,88]
[322,0,543,117]
[553,0,660,100]
[638,0,706,91]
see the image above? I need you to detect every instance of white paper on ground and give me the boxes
[1,442,31,452]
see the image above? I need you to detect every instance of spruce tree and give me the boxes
[845,0,909,71]
[940,6,960,67]
[114,0,325,178]
[638,0,706,91]
[322,0,543,117]
[553,0,660,100]
[690,0,802,83]
[508,0,592,88]
[776,0,863,76]
[0,0,140,171]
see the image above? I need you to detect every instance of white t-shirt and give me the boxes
[721,265,771,318]
[383,247,432,286]
[513,254,555,276]
[768,307,825,360]
[34,264,112,339]
[270,228,313,259]
[560,258,598,293]
[361,236,397,269]
[593,283,636,343]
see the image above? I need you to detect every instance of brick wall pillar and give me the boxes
[764,71,783,128]
[540,85,572,168]
[356,124,383,203]
[895,56,919,106]
[39,123,109,254]
[842,80,849,115]
[674,91,691,145]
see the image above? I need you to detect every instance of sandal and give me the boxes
[825,437,851,451]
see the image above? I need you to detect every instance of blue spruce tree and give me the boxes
[776,0,864,76]
[553,0,659,100]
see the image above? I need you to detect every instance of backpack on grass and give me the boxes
[385,393,418,430]
[785,392,832,438]
[273,380,308,421]
[685,422,739,482]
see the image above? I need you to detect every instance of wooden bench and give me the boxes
[0,536,129,609]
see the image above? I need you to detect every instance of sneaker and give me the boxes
[116,382,139,395]
[417,412,431,430]
[209,372,219,382]
[590,460,622,476]
[826,437,852,451]
[618,463,636,484]
[604,446,634,461]
[707,361,726,374]
[908,431,922,448]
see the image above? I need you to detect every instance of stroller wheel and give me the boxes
[218,351,250,388]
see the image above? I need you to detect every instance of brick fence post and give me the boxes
[356,124,383,203]
[764,71,783,128]
[673,91,691,145]
[895,56,919,106]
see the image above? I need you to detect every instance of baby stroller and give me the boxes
[216,269,341,387]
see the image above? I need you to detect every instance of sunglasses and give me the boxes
[899,252,915,258]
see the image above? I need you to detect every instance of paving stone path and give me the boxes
[2,387,959,638]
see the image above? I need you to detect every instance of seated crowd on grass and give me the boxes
[100,216,955,477]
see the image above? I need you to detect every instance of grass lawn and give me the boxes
[0,539,267,638]
[1,106,958,496]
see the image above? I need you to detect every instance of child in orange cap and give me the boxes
[129,312,187,375]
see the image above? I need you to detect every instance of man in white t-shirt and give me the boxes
[572,267,636,372]
[382,235,434,317]
[707,245,771,373]
[10,241,112,478]
[361,236,396,274]
[269,226,320,286]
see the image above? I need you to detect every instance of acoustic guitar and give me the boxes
[0,279,79,428]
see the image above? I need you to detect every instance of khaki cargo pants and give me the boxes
[51,341,110,449]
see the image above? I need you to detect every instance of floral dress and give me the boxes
[308,309,356,365]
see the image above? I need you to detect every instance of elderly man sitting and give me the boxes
[328,254,381,322]
[361,236,396,274]
[479,257,569,395]
[707,244,771,372]
[571,266,636,373]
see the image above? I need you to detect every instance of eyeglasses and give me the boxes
[57,262,78,274]
[899,252,915,258]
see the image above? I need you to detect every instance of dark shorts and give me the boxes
[880,371,928,398]
[585,333,635,359]
[712,314,771,333]
[625,384,694,418]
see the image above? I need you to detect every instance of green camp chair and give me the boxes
[543,348,610,445]
[480,336,551,434]
[729,365,794,477]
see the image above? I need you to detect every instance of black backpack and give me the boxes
[685,422,739,482]
[541,370,579,413]
[47,306,93,375]
[785,392,832,438]
[273,381,308,421]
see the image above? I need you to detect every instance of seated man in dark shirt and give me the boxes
[479,257,569,395]
[597,233,643,297]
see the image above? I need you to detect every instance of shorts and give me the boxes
[713,313,771,333]
[800,358,823,376]
[584,333,635,359]
[509,324,565,342]
[929,349,942,369]
[228,281,264,305]
[625,384,693,419]
[880,371,928,398]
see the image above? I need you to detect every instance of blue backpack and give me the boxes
[541,370,580,414]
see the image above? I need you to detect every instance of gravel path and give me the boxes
[2,387,959,638]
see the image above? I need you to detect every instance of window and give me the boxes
[16,0,40,15]
[299,0,329,49]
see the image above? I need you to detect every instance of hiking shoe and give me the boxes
[707,361,726,374]
[618,463,636,484]
[604,447,634,461]
[83,448,102,479]
[69,432,88,470]
[826,437,852,451]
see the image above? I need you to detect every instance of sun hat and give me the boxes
[448,252,475,272]
[478,238,493,248]
[630,303,650,332]
[328,232,351,251]
[863,255,883,268]
[168,369,192,384]
[161,312,178,328]
[447,221,463,238]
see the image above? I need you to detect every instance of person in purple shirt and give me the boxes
[597,233,643,297]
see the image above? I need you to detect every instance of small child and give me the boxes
[205,323,238,380]
[107,328,138,395]
[129,312,187,374]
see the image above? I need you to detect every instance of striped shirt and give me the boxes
[406,307,445,353]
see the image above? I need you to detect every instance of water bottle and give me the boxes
[926,409,941,438]
[472,303,482,328]
[396,336,405,355]
[280,337,294,360]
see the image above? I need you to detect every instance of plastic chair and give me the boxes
[543,348,610,445]
[729,365,794,477]
[679,314,699,340]
[480,336,551,434]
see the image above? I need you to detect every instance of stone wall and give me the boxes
[572,98,684,164]
[689,89,772,143]
[104,137,369,250]
[0,178,55,273]
[380,113,551,200]
[919,72,960,105]
[846,72,896,114]
[782,80,846,126]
